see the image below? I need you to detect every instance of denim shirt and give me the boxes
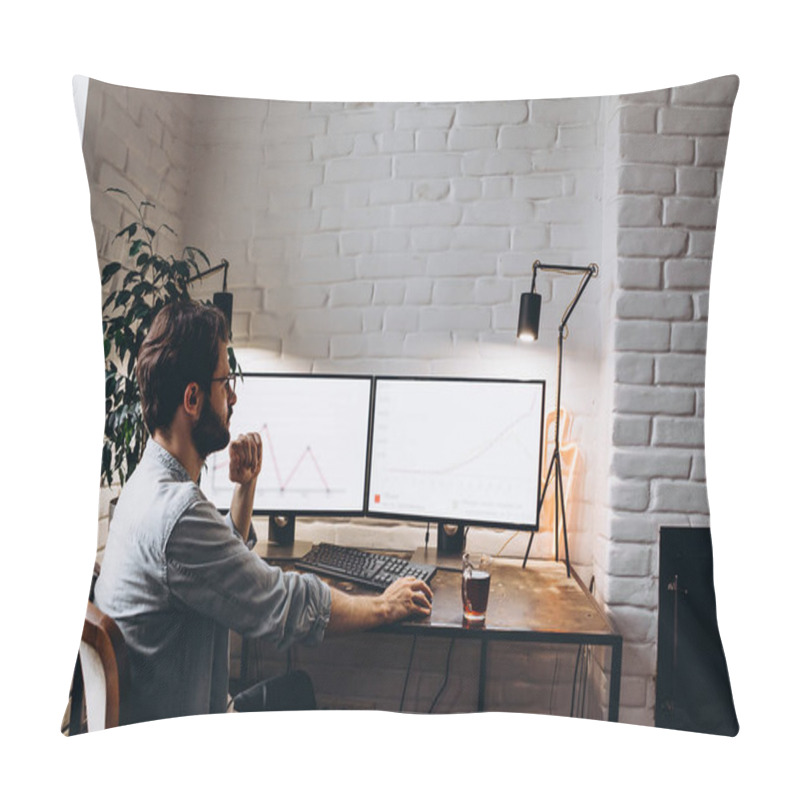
[93,439,331,725]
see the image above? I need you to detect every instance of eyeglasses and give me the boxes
[209,372,237,393]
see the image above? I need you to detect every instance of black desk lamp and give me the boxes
[517,259,599,576]
[187,258,234,335]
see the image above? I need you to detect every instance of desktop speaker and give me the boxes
[437,522,465,554]
[269,515,296,546]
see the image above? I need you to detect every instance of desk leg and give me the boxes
[478,639,488,712]
[608,639,622,722]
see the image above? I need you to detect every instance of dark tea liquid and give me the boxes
[463,570,491,617]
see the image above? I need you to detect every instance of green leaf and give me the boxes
[101,261,122,283]
[114,289,132,307]
[115,222,138,241]
[129,239,145,257]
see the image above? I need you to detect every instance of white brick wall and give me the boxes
[83,75,737,725]
[599,75,738,724]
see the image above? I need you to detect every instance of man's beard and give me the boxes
[192,399,231,460]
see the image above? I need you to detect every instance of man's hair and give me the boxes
[136,301,229,435]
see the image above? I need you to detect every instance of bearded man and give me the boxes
[93,300,432,724]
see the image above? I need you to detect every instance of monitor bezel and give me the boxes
[204,372,374,518]
[365,375,546,532]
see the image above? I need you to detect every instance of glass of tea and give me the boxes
[461,553,492,625]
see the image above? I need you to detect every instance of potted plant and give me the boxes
[101,187,237,488]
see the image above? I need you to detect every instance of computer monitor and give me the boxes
[203,373,373,517]
[366,376,546,531]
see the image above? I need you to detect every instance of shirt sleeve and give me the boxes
[164,498,331,649]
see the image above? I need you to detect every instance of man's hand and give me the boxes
[228,432,263,486]
[380,575,434,624]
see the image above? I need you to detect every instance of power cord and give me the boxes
[399,635,418,711]
[428,637,456,713]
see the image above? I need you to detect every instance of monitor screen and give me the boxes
[367,377,545,530]
[203,374,373,516]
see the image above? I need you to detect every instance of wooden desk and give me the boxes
[257,542,622,721]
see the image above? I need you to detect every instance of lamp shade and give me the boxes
[517,291,542,341]
[213,291,234,336]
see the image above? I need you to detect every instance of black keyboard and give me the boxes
[296,542,437,592]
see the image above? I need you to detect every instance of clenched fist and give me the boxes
[228,432,263,486]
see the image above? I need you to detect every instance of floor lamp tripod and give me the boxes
[517,260,599,577]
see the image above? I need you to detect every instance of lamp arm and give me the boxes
[186,259,230,290]
[528,261,599,330]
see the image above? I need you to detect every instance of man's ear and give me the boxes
[184,382,202,419]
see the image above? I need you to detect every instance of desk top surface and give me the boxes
[257,540,618,643]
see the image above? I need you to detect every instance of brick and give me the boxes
[688,231,717,258]
[612,415,651,446]
[374,228,411,253]
[404,278,434,305]
[663,197,720,228]
[384,307,419,332]
[603,576,658,608]
[615,385,696,415]
[428,251,496,277]
[557,124,597,148]
[415,129,448,151]
[369,179,413,205]
[652,480,709,513]
[608,514,661,544]
[533,97,600,124]
[607,605,658,642]
[412,178,450,202]
[671,76,739,106]
[395,106,455,129]
[449,127,499,150]
[611,449,691,480]
[327,107,396,134]
[695,137,731,167]
[655,353,706,385]
[617,228,688,258]
[615,353,654,384]
[432,279,475,305]
[419,306,492,332]
[619,105,657,133]
[463,151,533,177]
[321,205,392,230]
[393,203,462,227]
[340,230,373,256]
[293,307,363,334]
[653,417,705,447]
[451,226,509,251]
[325,156,392,182]
[665,259,712,289]
[610,479,650,512]
[394,153,463,178]
[615,320,671,351]
[620,133,694,165]
[372,281,406,305]
[498,124,557,149]
[618,196,662,227]
[513,174,565,199]
[616,291,693,321]
[691,453,707,481]
[659,106,733,136]
[475,278,512,305]
[375,130,414,153]
[463,200,535,226]
[329,281,373,307]
[456,100,528,126]
[359,254,428,279]
[618,259,662,290]
[676,167,717,197]
[618,164,675,195]
[671,322,708,353]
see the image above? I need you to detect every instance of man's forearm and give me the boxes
[326,586,390,634]
[229,479,256,539]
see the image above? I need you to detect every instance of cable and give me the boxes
[399,635,418,712]
[428,637,456,713]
